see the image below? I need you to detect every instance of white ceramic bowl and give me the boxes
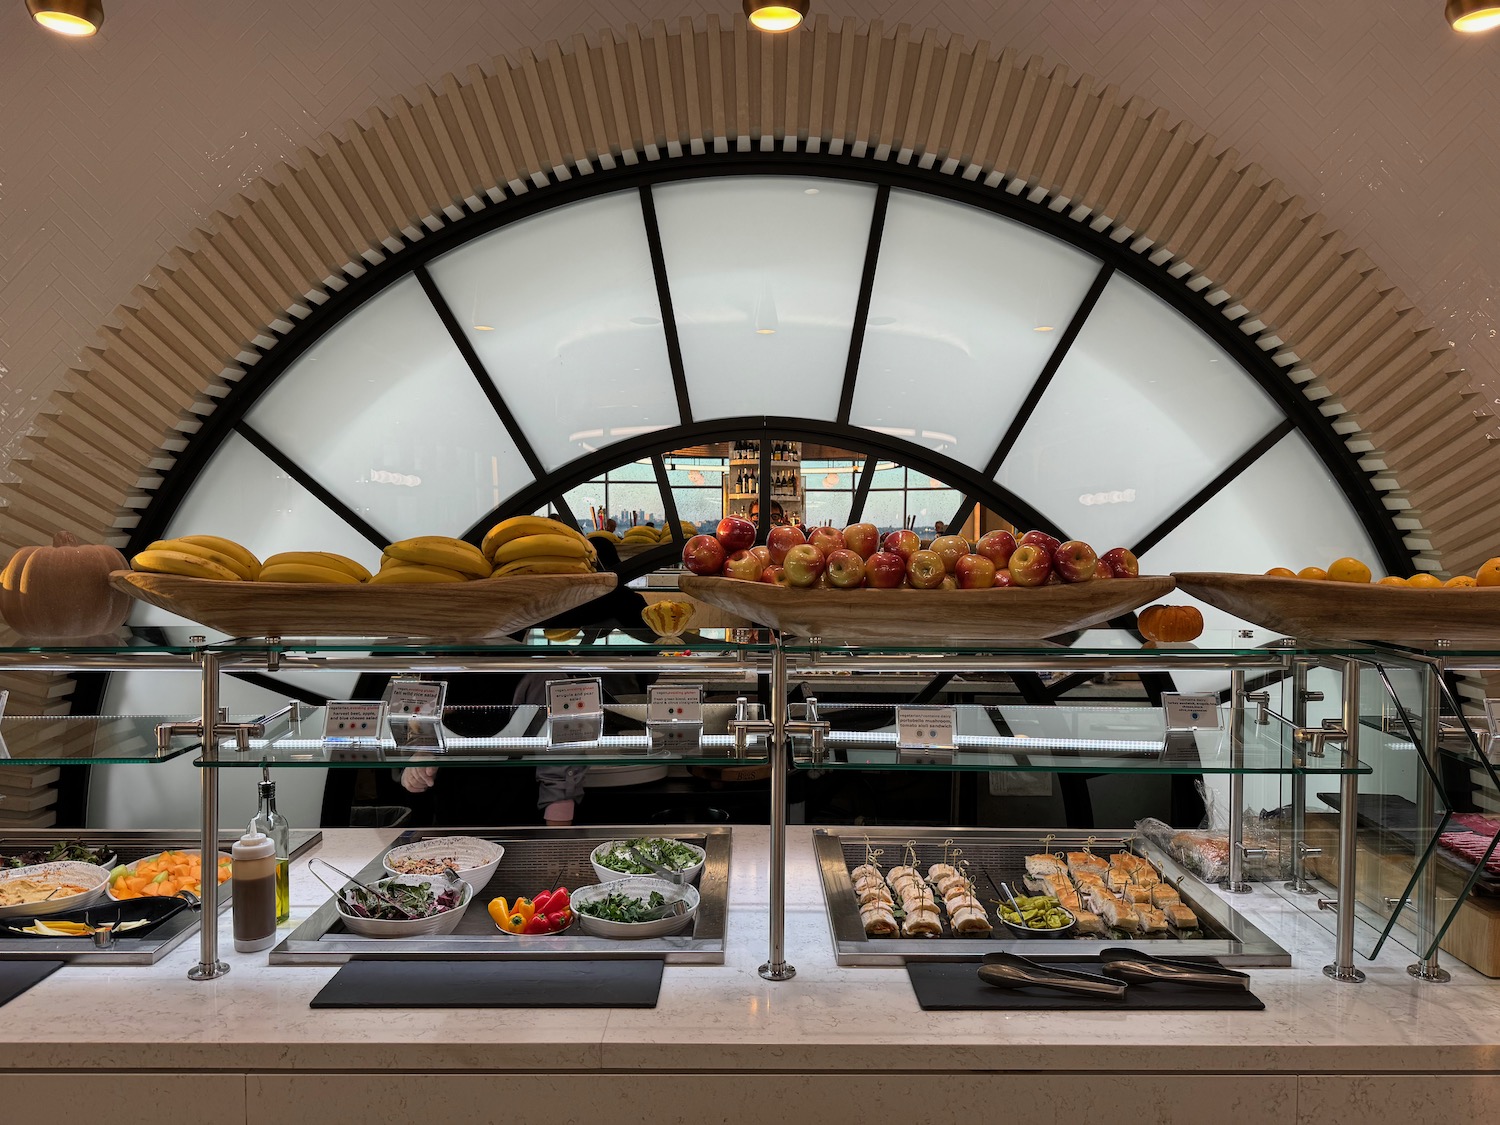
[0,861,110,919]
[571,877,699,940]
[589,838,706,886]
[335,875,473,939]
[106,850,234,902]
[382,836,504,893]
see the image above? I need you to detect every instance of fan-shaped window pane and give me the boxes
[1139,431,1379,633]
[850,191,1099,468]
[246,276,530,538]
[427,193,679,470]
[998,273,1283,546]
[653,177,875,421]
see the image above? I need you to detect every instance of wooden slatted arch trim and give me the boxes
[0,16,1486,606]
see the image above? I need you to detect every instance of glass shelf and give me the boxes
[780,627,1386,661]
[789,704,1372,774]
[196,704,771,768]
[0,626,212,659]
[0,715,201,766]
[209,627,774,659]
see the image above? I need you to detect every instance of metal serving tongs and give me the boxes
[627,845,684,886]
[309,858,417,919]
[1098,947,1251,991]
[977,950,1127,1000]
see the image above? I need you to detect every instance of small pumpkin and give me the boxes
[1137,603,1204,643]
[0,531,132,638]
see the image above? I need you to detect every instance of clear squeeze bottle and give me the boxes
[231,831,278,953]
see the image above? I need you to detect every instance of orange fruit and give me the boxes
[1446,575,1478,588]
[1327,557,1372,583]
[1378,575,1408,587]
[1477,558,1500,586]
[1407,573,1443,589]
[1297,566,1328,581]
[1264,567,1296,578]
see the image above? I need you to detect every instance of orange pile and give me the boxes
[109,850,232,900]
[1266,556,1500,588]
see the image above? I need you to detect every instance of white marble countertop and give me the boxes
[3,826,1500,1074]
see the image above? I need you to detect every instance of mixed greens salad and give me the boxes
[341,878,465,921]
[575,889,668,924]
[3,840,113,869]
[593,837,701,875]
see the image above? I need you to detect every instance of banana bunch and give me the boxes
[259,551,371,585]
[641,599,694,638]
[371,536,492,584]
[621,524,664,546]
[587,530,622,545]
[480,516,598,577]
[131,535,261,582]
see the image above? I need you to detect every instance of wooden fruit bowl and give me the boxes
[1173,571,1500,644]
[678,574,1174,642]
[109,570,616,639]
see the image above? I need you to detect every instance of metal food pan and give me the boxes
[0,828,322,963]
[271,825,729,964]
[815,826,1290,967]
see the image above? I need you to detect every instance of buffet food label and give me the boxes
[896,705,956,749]
[548,678,602,719]
[322,700,388,742]
[384,678,446,718]
[648,685,703,725]
[1163,693,1221,731]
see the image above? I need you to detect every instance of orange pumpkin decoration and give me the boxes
[0,532,131,638]
[1136,603,1204,643]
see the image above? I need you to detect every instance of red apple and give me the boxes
[767,524,807,566]
[955,553,997,589]
[907,549,946,589]
[715,516,756,553]
[1053,540,1099,583]
[723,549,764,582]
[842,522,880,560]
[1092,565,1113,580]
[782,543,826,588]
[1018,530,1062,556]
[1099,547,1139,578]
[1045,572,1065,585]
[866,551,907,588]
[975,530,1017,569]
[807,525,846,556]
[750,545,772,570]
[929,535,968,575]
[883,529,921,562]
[1008,544,1052,586]
[814,569,834,588]
[825,548,866,589]
[759,565,786,585]
[940,575,957,591]
[994,568,1016,587]
[682,534,727,575]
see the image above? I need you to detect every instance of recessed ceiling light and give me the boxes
[1448,0,1500,30]
[1033,325,1055,332]
[472,325,494,331]
[744,0,808,32]
[804,188,819,195]
[26,0,103,35]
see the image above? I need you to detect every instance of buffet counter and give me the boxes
[5,827,1500,1125]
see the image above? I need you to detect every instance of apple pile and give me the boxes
[682,518,1140,590]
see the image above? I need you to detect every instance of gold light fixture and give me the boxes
[26,0,104,35]
[1448,0,1500,31]
[744,0,808,32]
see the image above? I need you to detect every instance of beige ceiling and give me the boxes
[0,0,1494,475]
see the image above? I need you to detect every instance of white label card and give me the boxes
[323,701,387,741]
[548,678,602,719]
[385,679,446,718]
[896,705,957,750]
[649,686,703,725]
[1163,693,1221,731]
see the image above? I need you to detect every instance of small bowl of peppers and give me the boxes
[488,887,573,936]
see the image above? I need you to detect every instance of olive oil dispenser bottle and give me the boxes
[248,766,291,924]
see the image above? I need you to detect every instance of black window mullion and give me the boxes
[835,185,891,425]
[639,185,693,425]
[235,421,392,550]
[652,454,686,548]
[947,493,976,536]
[847,454,879,522]
[1129,419,1296,558]
[757,438,772,541]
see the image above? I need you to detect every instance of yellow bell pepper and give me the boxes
[487,897,512,929]
[512,897,535,926]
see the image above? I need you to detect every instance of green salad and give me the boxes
[593,837,701,875]
[576,889,667,924]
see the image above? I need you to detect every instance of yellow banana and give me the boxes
[131,549,241,582]
[492,556,595,577]
[482,516,590,559]
[174,535,262,578]
[490,534,590,566]
[258,562,362,585]
[369,564,470,584]
[263,551,371,582]
[147,539,254,581]
[587,530,622,545]
[383,537,491,579]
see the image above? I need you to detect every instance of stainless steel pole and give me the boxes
[1286,658,1317,894]
[1324,658,1365,983]
[759,641,795,981]
[1223,669,1252,893]
[1409,663,1450,982]
[188,649,229,981]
